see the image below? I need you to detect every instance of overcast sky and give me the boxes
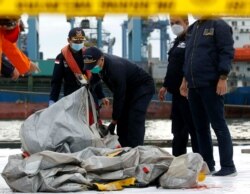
[21,14,199,60]
[22,14,171,60]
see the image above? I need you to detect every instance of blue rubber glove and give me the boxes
[48,100,55,106]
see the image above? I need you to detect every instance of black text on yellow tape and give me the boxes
[1,0,250,16]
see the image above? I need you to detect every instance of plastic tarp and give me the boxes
[159,153,209,189]
[19,86,120,154]
[3,86,209,192]
[2,146,210,192]
[2,146,173,192]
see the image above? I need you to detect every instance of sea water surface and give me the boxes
[0,119,250,141]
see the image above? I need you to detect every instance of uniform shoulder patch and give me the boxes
[55,59,60,64]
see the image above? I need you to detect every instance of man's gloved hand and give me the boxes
[98,124,109,137]
[107,122,116,135]
[49,100,55,106]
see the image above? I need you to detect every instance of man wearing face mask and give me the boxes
[83,47,155,148]
[49,27,109,111]
[158,16,199,156]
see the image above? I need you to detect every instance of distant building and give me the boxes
[223,17,250,90]
[224,17,250,48]
[229,48,250,90]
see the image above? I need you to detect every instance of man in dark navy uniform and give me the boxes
[158,15,199,157]
[83,47,155,148]
[49,27,108,107]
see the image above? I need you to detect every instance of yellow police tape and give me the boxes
[0,0,250,16]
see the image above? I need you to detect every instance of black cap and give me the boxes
[68,27,86,41]
[83,47,103,70]
[0,16,20,28]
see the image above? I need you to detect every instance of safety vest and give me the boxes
[61,45,94,125]
[61,45,91,84]
[0,26,30,74]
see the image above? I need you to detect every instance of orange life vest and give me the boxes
[0,26,30,74]
[61,45,92,80]
[61,45,94,125]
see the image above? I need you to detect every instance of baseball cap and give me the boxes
[0,16,20,28]
[83,47,103,70]
[68,27,86,41]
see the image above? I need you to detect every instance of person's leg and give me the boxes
[171,95,189,156]
[126,93,153,148]
[177,95,199,153]
[200,86,236,175]
[188,88,215,171]
[116,101,129,147]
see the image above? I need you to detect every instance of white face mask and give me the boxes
[171,24,184,36]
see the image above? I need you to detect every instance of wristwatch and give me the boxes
[219,75,228,80]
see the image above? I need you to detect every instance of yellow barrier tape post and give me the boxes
[1,0,250,16]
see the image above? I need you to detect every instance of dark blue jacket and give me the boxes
[184,19,234,88]
[163,34,185,94]
[50,50,105,103]
[99,54,155,121]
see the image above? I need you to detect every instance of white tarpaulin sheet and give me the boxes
[19,86,120,154]
[2,146,208,192]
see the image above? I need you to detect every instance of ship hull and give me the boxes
[0,101,249,120]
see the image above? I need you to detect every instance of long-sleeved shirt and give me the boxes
[98,54,155,120]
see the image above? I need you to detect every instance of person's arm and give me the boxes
[214,19,234,77]
[105,66,126,135]
[214,20,234,96]
[90,73,105,100]
[2,39,30,74]
[159,49,172,101]
[216,78,227,96]
[159,58,169,101]
[158,87,167,101]
[49,54,64,103]
[94,81,110,107]
[89,73,109,107]
[110,64,127,122]
[180,77,188,97]
[10,68,20,81]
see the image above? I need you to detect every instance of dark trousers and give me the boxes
[188,86,235,170]
[171,94,199,156]
[117,92,154,148]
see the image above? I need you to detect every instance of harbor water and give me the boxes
[0,119,250,141]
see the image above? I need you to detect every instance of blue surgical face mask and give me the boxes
[70,43,83,51]
[91,65,102,74]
